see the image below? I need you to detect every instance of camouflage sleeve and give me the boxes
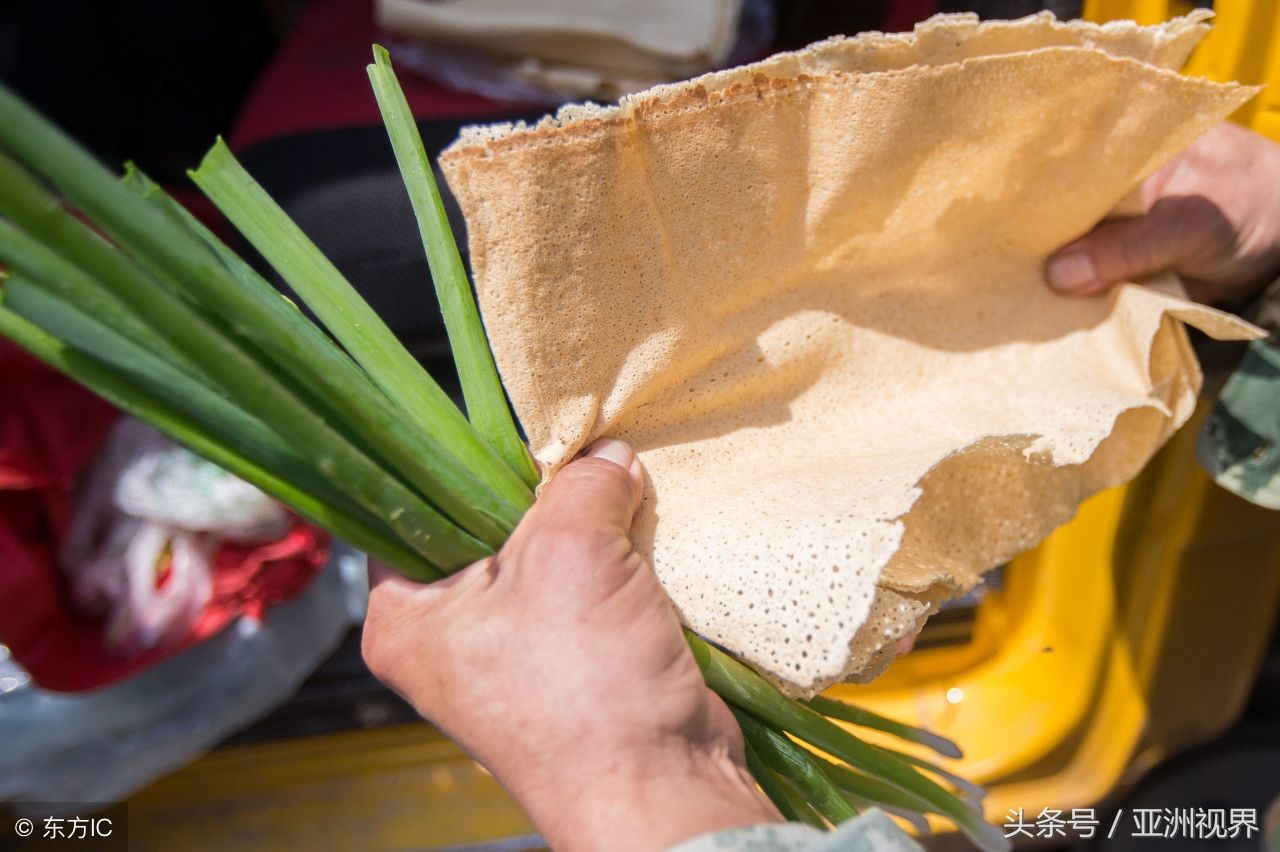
[1197,277,1280,509]
[665,810,923,852]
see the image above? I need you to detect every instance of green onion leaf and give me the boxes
[879,747,985,806]
[0,302,440,579]
[188,139,530,550]
[733,707,858,826]
[743,739,825,827]
[119,162,533,548]
[807,695,962,760]
[4,273,396,559]
[688,632,1008,852]
[367,45,540,490]
[818,756,936,816]
[0,148,488,567]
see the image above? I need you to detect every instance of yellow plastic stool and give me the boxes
[823,2,1280,833]
[1086,0,1280,138]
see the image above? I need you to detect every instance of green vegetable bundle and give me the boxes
[0,49,1007,851]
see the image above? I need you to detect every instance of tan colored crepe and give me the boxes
[441,11,1264,695]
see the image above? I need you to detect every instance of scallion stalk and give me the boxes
[807,695,962,759]
[880,747,985,805]
[0,147,488,566]
[0,303,439,578]
[733,707,859,825]
[689,633,1007,850]
[367,45,540,489]
[743,740,823,827]
[188,141,532,545]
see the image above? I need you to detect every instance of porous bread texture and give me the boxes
[441,12,1263,695]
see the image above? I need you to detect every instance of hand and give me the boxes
[1046,121,1280,305]
[362,439,778,851]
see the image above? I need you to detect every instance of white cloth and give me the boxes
[61,419,289,654]
[669,810,923,852]
[377,0,743,98]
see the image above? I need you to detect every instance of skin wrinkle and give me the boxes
[362,442,779,849]
[1057,123,1280,303]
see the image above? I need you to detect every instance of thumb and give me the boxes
[530,438,645,537]
[1045,198,1214,296]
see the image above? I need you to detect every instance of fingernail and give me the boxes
[583,437,635,470]
[1046,250,1097,292]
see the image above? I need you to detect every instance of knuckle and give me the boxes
[518,522,580,568]
[1148,197,1232,267]
[360,590,418,684]
[1115,234,1154,276]
[575,525,631,562]
[360,626,394,682]
[1088,220,1155,280]
[563,457,633,492]
[517,521,627,572]
[1177,199,1232,245]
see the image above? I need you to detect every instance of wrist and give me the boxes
[514,738,780,852]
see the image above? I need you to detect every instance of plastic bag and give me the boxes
[0,544,367,808]
[2,415,330,692]
[62,419,292,656]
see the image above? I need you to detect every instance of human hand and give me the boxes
[362,439,777,851]
[1046,121,1280,305]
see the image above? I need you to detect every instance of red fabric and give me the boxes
[884,0,940,34]
[0,344,119,493]
[231,0,940,154]
[230,0,525,151]
[0,341,331,692]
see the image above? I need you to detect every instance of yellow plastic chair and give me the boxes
[827,408,1280,833]
[1087,0,1280,137]
[825,0,1280,833]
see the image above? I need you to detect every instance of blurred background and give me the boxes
[0,0,1276,849]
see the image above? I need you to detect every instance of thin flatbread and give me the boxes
[441,12,1263,694]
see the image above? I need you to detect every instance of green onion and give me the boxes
[367,45,540,490]
[0,210,195,377]
[0,147,486,566]
[880,746,985,806]
[3,275,392,554]
[689,632,1006,850]
[0,85,521,560]
[0,302,438,578]
[839,794,931,837]
[819,755,936,815]
[743,739,824,828]
[188,141,527,548]
[734,708,858,825]
[807,695,962,759]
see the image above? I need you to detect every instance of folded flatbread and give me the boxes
[441,11,1263,694]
